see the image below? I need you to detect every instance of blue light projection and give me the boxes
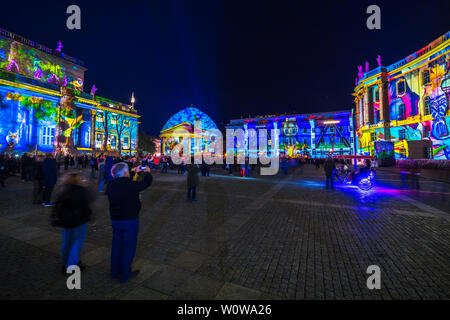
[161,107,218,131]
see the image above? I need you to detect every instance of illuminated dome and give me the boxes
[161,107,218,131]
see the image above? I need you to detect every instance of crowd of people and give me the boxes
[0,150,425,284]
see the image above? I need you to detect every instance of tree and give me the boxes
[111,113,128,152]
[138,130,156,154]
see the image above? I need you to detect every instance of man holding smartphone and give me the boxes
[106,162,152,283]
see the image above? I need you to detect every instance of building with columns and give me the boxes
[160,106,219,156]
[354,31,450,159]
[226,110,355,158]
[0,27,139,155]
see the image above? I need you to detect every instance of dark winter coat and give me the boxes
[104,157,114,182]
[323,158,335,176]
[43,158,57,186]
[53,184,95,229]
[32,161,44,181]
[186,164,200,188]
[106,172,153,221]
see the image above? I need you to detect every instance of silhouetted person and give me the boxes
[42,153,57,206]
[31,155,44,204]
[186,162,200,202]
[324,156,335,189]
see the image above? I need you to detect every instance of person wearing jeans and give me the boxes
[62,223,88,270]
[187,186,196,201]
[53,173,95,273]
[106,163,152,283]
[110,219,139,281]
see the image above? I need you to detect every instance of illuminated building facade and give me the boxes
[0,27,139,155]
[354,31,450,159]
[226,110,356,158]
[160,107,218,155]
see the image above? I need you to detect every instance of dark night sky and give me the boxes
[0,0,449,135]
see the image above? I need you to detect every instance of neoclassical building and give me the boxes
[0,27,139,155]
[354,31,450,159]
[160,107,219,155]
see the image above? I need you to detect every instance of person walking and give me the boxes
[31,155,44,204]
[186,161,200,202]
[410,159,420,190]
[98,158,106,192]
[0,154,7,187]
[52,173,95,274]
[42,153,58,206]
[106,163,152,283]
[90,156,97,179]
[104,156,115,184]
[324,156,336,189]
[64,155,70,170]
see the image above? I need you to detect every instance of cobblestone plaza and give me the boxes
[0,164,449,300]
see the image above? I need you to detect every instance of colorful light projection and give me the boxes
[355,31,450,160]
[0,35,84,90]
[226,111,354,158]
[160,107,219,155]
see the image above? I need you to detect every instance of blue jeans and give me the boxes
[98,180,105,192]
[187,187,196,200]
[111,219,139,282]
[62,223,88,268]
[326,175,334,189]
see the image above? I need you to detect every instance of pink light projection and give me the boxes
[91,84,98,95]
[56,41,63,52]
[47,74,59,84]
[34,68,42,79]
[357,65,364,79]
[376,54,382,67]
[6,60,18,72]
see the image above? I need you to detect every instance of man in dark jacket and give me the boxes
[42,153,58,206]
[106,162,152,283]
[323,156,336,189]
[186,162,200,202]
[32,155,44,204]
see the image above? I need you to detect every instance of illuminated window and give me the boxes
[96,114,103,122]
[111,117,118,125]
[95,133,103,149]
[124,120,130,127]
[122,136,130,149]
[110,135,117,149]
[374,88,380,102]
[396,80,406,96]
[41,127,55,145]
[400,148,407,157]
[423,96,431,115]
[422,70,430,85]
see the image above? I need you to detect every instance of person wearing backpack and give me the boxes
[52,173,96,274]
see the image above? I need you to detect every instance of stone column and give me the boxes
[90,109,96,151]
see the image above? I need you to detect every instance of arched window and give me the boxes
[396,79,406,96]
